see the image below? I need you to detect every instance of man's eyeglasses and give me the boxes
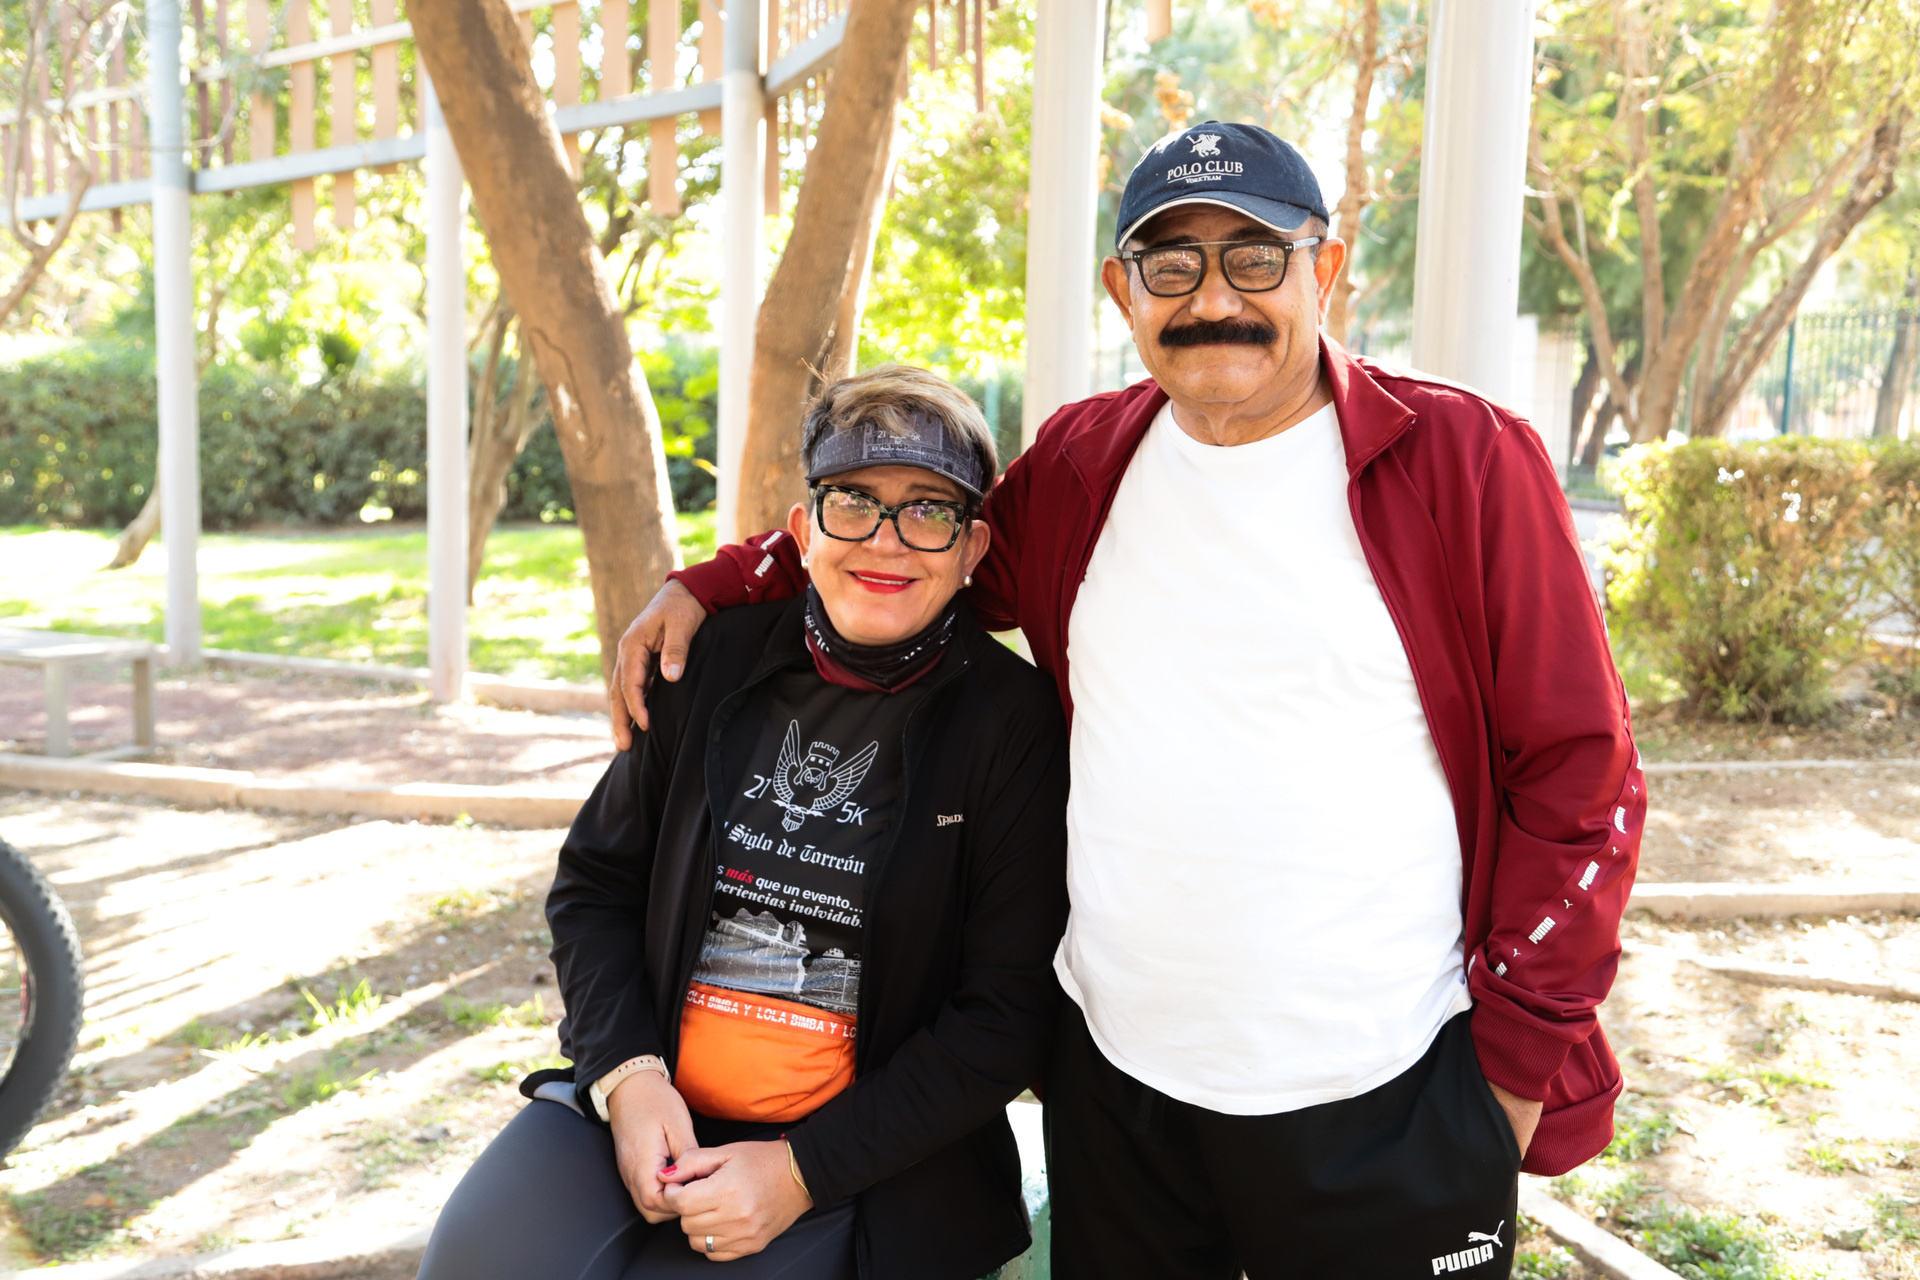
[1116,237,1323,298]
[812,486,971,553]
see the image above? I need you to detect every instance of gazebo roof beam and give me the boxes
[0,179,155,225]
[194,20,413,81]
[765,10,846,99]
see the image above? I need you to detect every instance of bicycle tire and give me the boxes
[0,836,85,1159]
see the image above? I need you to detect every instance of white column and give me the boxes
[1410,0,1536,403]
[149,0,200,665]
[1021,0,1104,448]
[1532,321,1578,479]
[1509,312,1540,424]
[424,77,468,704]
[717,0,765,541]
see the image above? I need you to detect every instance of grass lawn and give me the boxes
[0,514,716,686]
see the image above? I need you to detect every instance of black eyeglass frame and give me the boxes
[1116,236,1325,298]
[810,485,974,553]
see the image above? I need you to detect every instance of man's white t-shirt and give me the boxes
[1055,399,1472,1116]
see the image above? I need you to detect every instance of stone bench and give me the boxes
[0,627,156,757]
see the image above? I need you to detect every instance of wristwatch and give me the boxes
[589,1054,670,1122]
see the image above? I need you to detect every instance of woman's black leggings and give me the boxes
[416,1099,856,1280]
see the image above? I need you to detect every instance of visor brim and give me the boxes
[1117,193,1316,250]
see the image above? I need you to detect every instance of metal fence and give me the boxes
[1723,309,1920,441]
[1350,312,1413,366]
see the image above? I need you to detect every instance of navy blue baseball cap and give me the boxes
[1115,121,1331,250]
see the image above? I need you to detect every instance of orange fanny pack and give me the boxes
[674,982,856,1124]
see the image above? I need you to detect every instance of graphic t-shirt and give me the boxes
[675,669,924,1123]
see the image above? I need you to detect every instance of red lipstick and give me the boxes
[849,571,915,595]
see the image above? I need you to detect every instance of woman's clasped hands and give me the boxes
[606,1070,813,1261]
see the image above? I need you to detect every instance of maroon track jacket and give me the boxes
[670,335,1646,1176]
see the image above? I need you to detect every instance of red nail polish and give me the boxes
[662,1165,676,1176]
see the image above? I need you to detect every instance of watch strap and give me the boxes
[589,1054,670,1122]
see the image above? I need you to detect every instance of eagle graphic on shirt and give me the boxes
[769,719,879,831]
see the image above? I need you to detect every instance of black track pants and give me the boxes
[1045,1006,1522,1280]
[417,1099,856,1280]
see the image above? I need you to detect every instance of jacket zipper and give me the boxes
[1344,477,1474,897]
[849,647,970,1075]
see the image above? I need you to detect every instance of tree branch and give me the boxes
[1616,0,1666,363]
[1697,109,1909,436]
[1529,127,1642,439]
[1324,0,1380,345]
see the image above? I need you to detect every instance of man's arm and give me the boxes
[608,530,809,744]
[609,446,1041,745]
[1466,419,1645,1122]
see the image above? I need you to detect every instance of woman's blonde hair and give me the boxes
[801,364,998,506]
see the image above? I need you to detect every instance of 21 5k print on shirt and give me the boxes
[674,671,921,1123]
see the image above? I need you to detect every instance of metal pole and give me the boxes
[717,0,765,541]
[1409,0,1535,402]
[1779,315,1797,437]
[1021,0,1104,448]
[424,75,468,704]
[149,0,201,665]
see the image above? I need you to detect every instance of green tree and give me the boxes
[1529,0,1919,443]
[860,1,1034,382]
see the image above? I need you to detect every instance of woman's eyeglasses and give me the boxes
[813,486,970,552]
[1116,237,1322,298]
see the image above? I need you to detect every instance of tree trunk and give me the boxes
[1873,273,1920,440]
[1616,0,1666,371]
[408,0,680,681]
[734,0,921,542]
[468,313,546,599]
[1322,0,1379,346]
[1566,337,1603,468]
[822,136,900,383]
[101,484,162,571]
[1580,396,1615,470]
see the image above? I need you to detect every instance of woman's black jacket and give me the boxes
[540,597,1069,1280]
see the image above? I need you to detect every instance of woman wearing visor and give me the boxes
[416,365,1069,1280]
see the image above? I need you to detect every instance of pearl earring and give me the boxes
[964,575,973,587]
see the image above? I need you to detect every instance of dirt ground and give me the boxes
[0,665,613,792]
[1572,913,1920,1279]
[1632,699,1920,765]
[0,794,567,1266]
[1640,763,1920,884]
[2,680,1919,1276]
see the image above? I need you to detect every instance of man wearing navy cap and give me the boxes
[611,122,1643,1278]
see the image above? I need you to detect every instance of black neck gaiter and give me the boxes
[804,585,957,690]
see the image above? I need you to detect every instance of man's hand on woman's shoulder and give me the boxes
[609,579,708,748]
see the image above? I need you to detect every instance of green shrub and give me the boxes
[1607,438,1878,724]
[0,339,722,529]
[0,346,432,528]
[1865,440,1920,700]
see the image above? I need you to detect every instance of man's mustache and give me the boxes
[1157,317,1278,348]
